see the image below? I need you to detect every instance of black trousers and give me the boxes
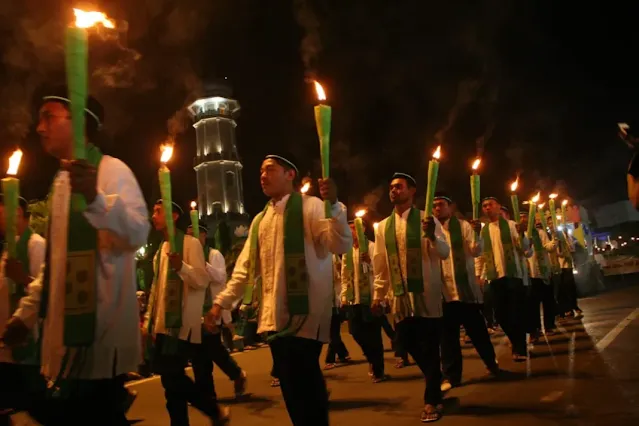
[440,302,497,384]
[152,334,221,426]
[491,277,527,356]
[324,311,349,363]
[395,317,442,405]
[349,305,385,378]
[0,363,49,426]
[192,327,242,400]
[482,283,496,328]
[527,278,556,332]
[270,336,329,426]
[558,268,580,313]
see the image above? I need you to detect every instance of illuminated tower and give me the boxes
[188,80,245,219]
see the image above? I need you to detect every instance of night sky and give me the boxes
[1,0,638,224]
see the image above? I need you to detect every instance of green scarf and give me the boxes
[202,245,213,315]
[39,144,103,348]
[530,228,550,279]
[242,192,309,340]
[558,231,574,269]
[447,216,474,301]
[385,208,424,297]
[344,242,371,306]
[548,244,561,274]
[481,217,518,281]
[8,228,38,362]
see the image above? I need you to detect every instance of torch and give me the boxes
[510,178,520,222]
[549,193,559,231]
[354,209,368,254]
[2,150,23,258]
[67,8,114,211]
[527,192,540,236]
[158,144,176,252]
[470,158,481,221]
[424,146,441,218]
[373,222,379,233]
[300,182,311,195]
[190,201,199,239]
[313,81,332,218]
[561,199,568,226]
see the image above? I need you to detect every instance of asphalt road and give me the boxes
[124,284,639,426]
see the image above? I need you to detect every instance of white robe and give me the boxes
[144,235,209,343]
[0,232,46,364]
[525,229,556,280]
[205,248,232,325]
[440,218,484,303]
[477,219,530,281]
[340,241,375,305]
[15,155,150,380]
[557,230,576,269]
[373,209,450,319]
[215,194,352,343]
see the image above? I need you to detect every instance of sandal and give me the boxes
[324,363,337,370]
[420,404,443,423]
[394,358,406,369]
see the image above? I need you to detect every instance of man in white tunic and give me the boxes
[188,224,247,399]
[432,193,499,392]
[208,154,352,426]
[477,197,530,362]
[2,87,149,425]
[372,173,449,423]
[146,201,229,425]
[0,196,47,424]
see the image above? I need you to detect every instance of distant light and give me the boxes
[557,225,564,232]
[568,229,573,235]
[619,236,623,239]
[573,269,578,275]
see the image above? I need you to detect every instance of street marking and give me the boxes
[594,308,639,352]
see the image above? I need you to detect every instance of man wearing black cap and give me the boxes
[209,153,352,426]
[0,196,48,424]
[372,172,449,422]
[146,200,229,425]
[432,192,499,392]
[3,87,150,425]
[188,224,248,400]
[477,197,530,362]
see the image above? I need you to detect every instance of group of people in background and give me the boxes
[0,86,586,426]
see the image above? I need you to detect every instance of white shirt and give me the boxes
[373,209,450,320]
[440,218,483,303]
[15,155,150,380]
[205,248,231,325]
[0,231,46,364]
[215,194,352,343]
[340,241,375,305]
[525,229,556,280]
[477,219,530,281]
[556,230,576,269]
[145,235,210,343]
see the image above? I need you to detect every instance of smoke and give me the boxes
[434,79,481,145]
[166,66,203,138]
[362,185,385,213]
[293,0,322,75]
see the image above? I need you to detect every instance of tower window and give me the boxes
[226,171,235,188]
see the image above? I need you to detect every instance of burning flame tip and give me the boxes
[510,178,519,192]
[160,144,174,164]
[355,209,367,218]
[313,81,326,102]
[531,192,540,203]
[6,149,23,176]
[471,158,481,170]
[300,182,311,194]
[190,201,197,209]
[549,193,558,199]
[562,199,568,206]
[73,8,115,29]
[433,145,441,160]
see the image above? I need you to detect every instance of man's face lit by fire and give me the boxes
[433,199,451,221]
[482,199,500,220]
[152,203,178,232]
[36,102,73,160]
[260,159,295,199]
[389,178,414,206]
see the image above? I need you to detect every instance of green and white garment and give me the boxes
[343,241,372,306]
[530,228,551,281]
[241,192,310,341]
[385,208,427,316]
[201,245,213,315]
[447,216,476,302]
[481,217,519,281]
[558,231,574,269]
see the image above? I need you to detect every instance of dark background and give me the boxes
[1,0,637,223]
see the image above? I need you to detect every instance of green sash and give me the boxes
[481,217,518,281]
[448,216,474,301]
[202,245,213,315]
[385,208,424,297]
[558,232,574,269]
[242,192,309,340]
[344,243,371,306]
[8,228,38,362]
[530,228,550,279]
[548,242,561,274]
[39,144,103,348]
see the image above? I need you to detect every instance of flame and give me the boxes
[472,158,481,171]
[531,192,540,203]
[538,203,545,209]
[314,81,326,102]
[6,149,23,176]
[160,144,174,164]
[190,201,197,209]
[73,8,115,29]
[562,199,568,206]
[300,182,310,194]
[433,145,441,160]
[549,193,558,200]
[355,209,367,218]
[373,222,379,231]
[510,178,519,192]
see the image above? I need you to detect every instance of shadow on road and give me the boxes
[330,397,407,412]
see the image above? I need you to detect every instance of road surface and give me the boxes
[125,283,639,426]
